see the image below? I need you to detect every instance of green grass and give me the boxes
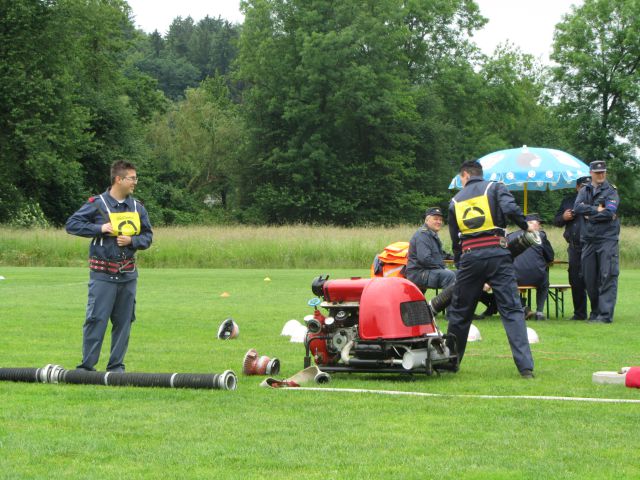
[1,266,639,479]
[2,224,640,268]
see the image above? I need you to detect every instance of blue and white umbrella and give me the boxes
[448,145,590,212]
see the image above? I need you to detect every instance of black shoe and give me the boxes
[570,315,586,320]
[520,369,535,379]
[588,317,612,324]
[74,366,95,372]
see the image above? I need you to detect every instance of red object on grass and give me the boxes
[625,367,640,388]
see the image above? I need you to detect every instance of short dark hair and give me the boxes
[111,160,136,184]
[460,160,483,177]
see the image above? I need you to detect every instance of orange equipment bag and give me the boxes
[370,241,409,278]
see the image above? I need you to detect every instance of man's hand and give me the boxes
[597,205,605,212]
[101,223,113,234]
[116,235,132,247]
[562,209,574,221]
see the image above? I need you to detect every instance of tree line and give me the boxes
[2,0,639,227]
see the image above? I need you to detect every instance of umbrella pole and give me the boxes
[524,183,528,215]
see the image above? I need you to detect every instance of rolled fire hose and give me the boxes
[429,231,541,314]
[507,230,542,257]
[0,364,237,391]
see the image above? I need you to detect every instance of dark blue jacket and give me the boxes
[449,177,528,260]
[406,225,449,284]
[573,180,620,242]
[508,230,554,286]
[66,190,153,282]
[553,193,582,247]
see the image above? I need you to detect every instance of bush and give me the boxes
[8,201,50,229]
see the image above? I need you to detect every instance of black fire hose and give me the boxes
[0,364,237,391]
[429,284,455,314]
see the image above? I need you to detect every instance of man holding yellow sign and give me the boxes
[66,160,153,373]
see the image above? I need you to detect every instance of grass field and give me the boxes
[1,266,639,479]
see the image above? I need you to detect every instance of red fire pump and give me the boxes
[303,275,458,375]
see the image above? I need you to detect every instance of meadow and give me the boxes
[2,224,640,268]
[1,227,639,478]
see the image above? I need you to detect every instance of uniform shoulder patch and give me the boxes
[611,183,617,190]
[88,196,96,203]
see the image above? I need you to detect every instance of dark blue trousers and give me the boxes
[581,240,619,322]
[446,251,533,373]
[77,278,136,372]
[568,245,587,319]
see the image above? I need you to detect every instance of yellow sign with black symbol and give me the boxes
[454,194,496,235]
[108,212,141,236]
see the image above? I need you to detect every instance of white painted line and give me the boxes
[283,387,640,404]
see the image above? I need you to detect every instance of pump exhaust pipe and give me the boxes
[401,349,428,370]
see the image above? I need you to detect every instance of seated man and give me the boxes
[507,213,555,320]
[406,207,456,292]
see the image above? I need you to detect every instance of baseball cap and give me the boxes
[425,207,444,217]
[590,160,607,172]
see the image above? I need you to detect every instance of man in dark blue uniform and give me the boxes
[554,176,590,320]
[509,213,555,321]
[66,160,153,372]
[447,161,535,378]
[406,207,455,291]
[573,160,620,323]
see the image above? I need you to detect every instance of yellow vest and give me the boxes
[453,182,497,235]
[99,194,141,236]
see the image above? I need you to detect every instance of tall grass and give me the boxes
[1,224,638,268]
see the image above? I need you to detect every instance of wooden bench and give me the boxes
[548,284,571,318]
[518,284,571,318]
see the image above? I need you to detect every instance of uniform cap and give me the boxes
[590,160,607,172]
[576,176,590,186]
[425,207,444,217]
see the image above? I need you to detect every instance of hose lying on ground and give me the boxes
[0,364,237,391]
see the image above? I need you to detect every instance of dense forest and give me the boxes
[2,0,640,227]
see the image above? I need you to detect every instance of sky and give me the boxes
[126,0,583,63]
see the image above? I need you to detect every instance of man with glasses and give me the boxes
[66,160,153,372]
[573,160,620,323]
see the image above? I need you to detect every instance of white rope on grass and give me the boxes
[283,387,640,404]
